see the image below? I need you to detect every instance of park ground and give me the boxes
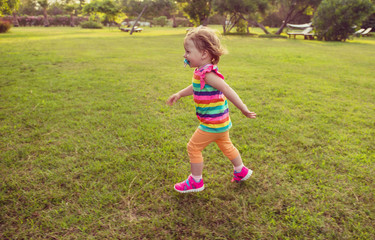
[0,26,374,239]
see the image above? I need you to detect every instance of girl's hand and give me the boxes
[167,93,180,106]
[242,109,257,119]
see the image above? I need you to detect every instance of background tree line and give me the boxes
[1,0,374,40]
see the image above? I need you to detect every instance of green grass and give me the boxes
[1,26,374,239]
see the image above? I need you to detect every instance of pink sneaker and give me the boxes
[174,175,205,193]
[231,166,253,183]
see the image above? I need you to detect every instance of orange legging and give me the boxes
[187,128,240,163]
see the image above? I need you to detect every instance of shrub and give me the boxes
[174,17,192,27]
[0,21,12,33]
[153,16,168,27]
[236,18,247,33]
[0,15,89,27]
[208,13,225,25]
[313,0,374,41]
[80,20,103,29]
[49,15,71,26]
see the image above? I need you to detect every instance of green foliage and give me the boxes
[37,0,48,9]
[84,0,121,21]
[214,0,271,33]
[362,12,375,29]
[80,20,103,28]
[174,16,192,27]
[176,0,211,26]
[313,0,375,41]
[0,0,10,15]
[0,15,89,26]
[123,0,177,20]
[0,0,19,15]
[0,20,11,32]
[18,0,38,16]
[274,0,322,35]
[153,15,168,26]
[236,18,247,33]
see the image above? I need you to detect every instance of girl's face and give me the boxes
[183,38,205,68]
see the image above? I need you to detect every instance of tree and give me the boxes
[64,0,79,27]
[176,0,212,26]
[0,0,9,15]
[122,0,177,34]
[362,12,375,29]
[18,0,38,16]
[274,0,321,35]
[37,0,49,26]
[98,0,122,24]
[83,0,121,24]
[213,0,271,34]
[313,0,374,41]
[122,0,176,20]
[0,0,20,26]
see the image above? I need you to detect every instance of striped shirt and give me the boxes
[192,64,232,133]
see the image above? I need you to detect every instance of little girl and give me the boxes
[167,27,256,193]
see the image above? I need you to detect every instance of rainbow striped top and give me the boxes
[192,64,232,133]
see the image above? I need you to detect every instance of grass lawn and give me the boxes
[1,26,374,239]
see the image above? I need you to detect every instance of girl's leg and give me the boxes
[187,128,214,174]
[174,128,214,193]
[215,131,252,182]
[230,155,245,172]
[215,131,241,168]
[191,162,204,181]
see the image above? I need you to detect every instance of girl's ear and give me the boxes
[201,50,211,60]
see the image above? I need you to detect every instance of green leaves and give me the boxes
[313,0,375,41]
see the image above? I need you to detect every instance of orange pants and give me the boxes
[187,128,240,163]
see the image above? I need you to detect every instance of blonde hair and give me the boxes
[184,27,227,65]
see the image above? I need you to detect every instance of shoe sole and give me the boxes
[237,169,253,183]
[174,186,205,193]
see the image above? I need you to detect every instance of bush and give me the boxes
[0,15,89,27]
[49,15,71,26]
[0,21,12,33]
[208,13,225,25]
[174,17,192,27]
[80,21,103,29]
[313,0,374,41]
[153,16,168,27]
[236,18,247,33]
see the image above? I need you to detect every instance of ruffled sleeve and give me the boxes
[194,64,224,90]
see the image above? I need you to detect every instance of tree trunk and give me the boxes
[12,12,19,27]
[130,5,147,35]
[224,14,239,34]
[275,0,296,35]
[202,2,212,26]
[43,8,49,27]
[239,14,270,35]
[254,21,270,34]
[222,15,227,34]
[276,4,309,35]
[202,17,209,26]
[172,15,177,28]
[70,14,75,27]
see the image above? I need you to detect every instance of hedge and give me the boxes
[0,15,89,27]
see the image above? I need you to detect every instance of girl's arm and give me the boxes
[205,72,256,119]
[166,85,193,106]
